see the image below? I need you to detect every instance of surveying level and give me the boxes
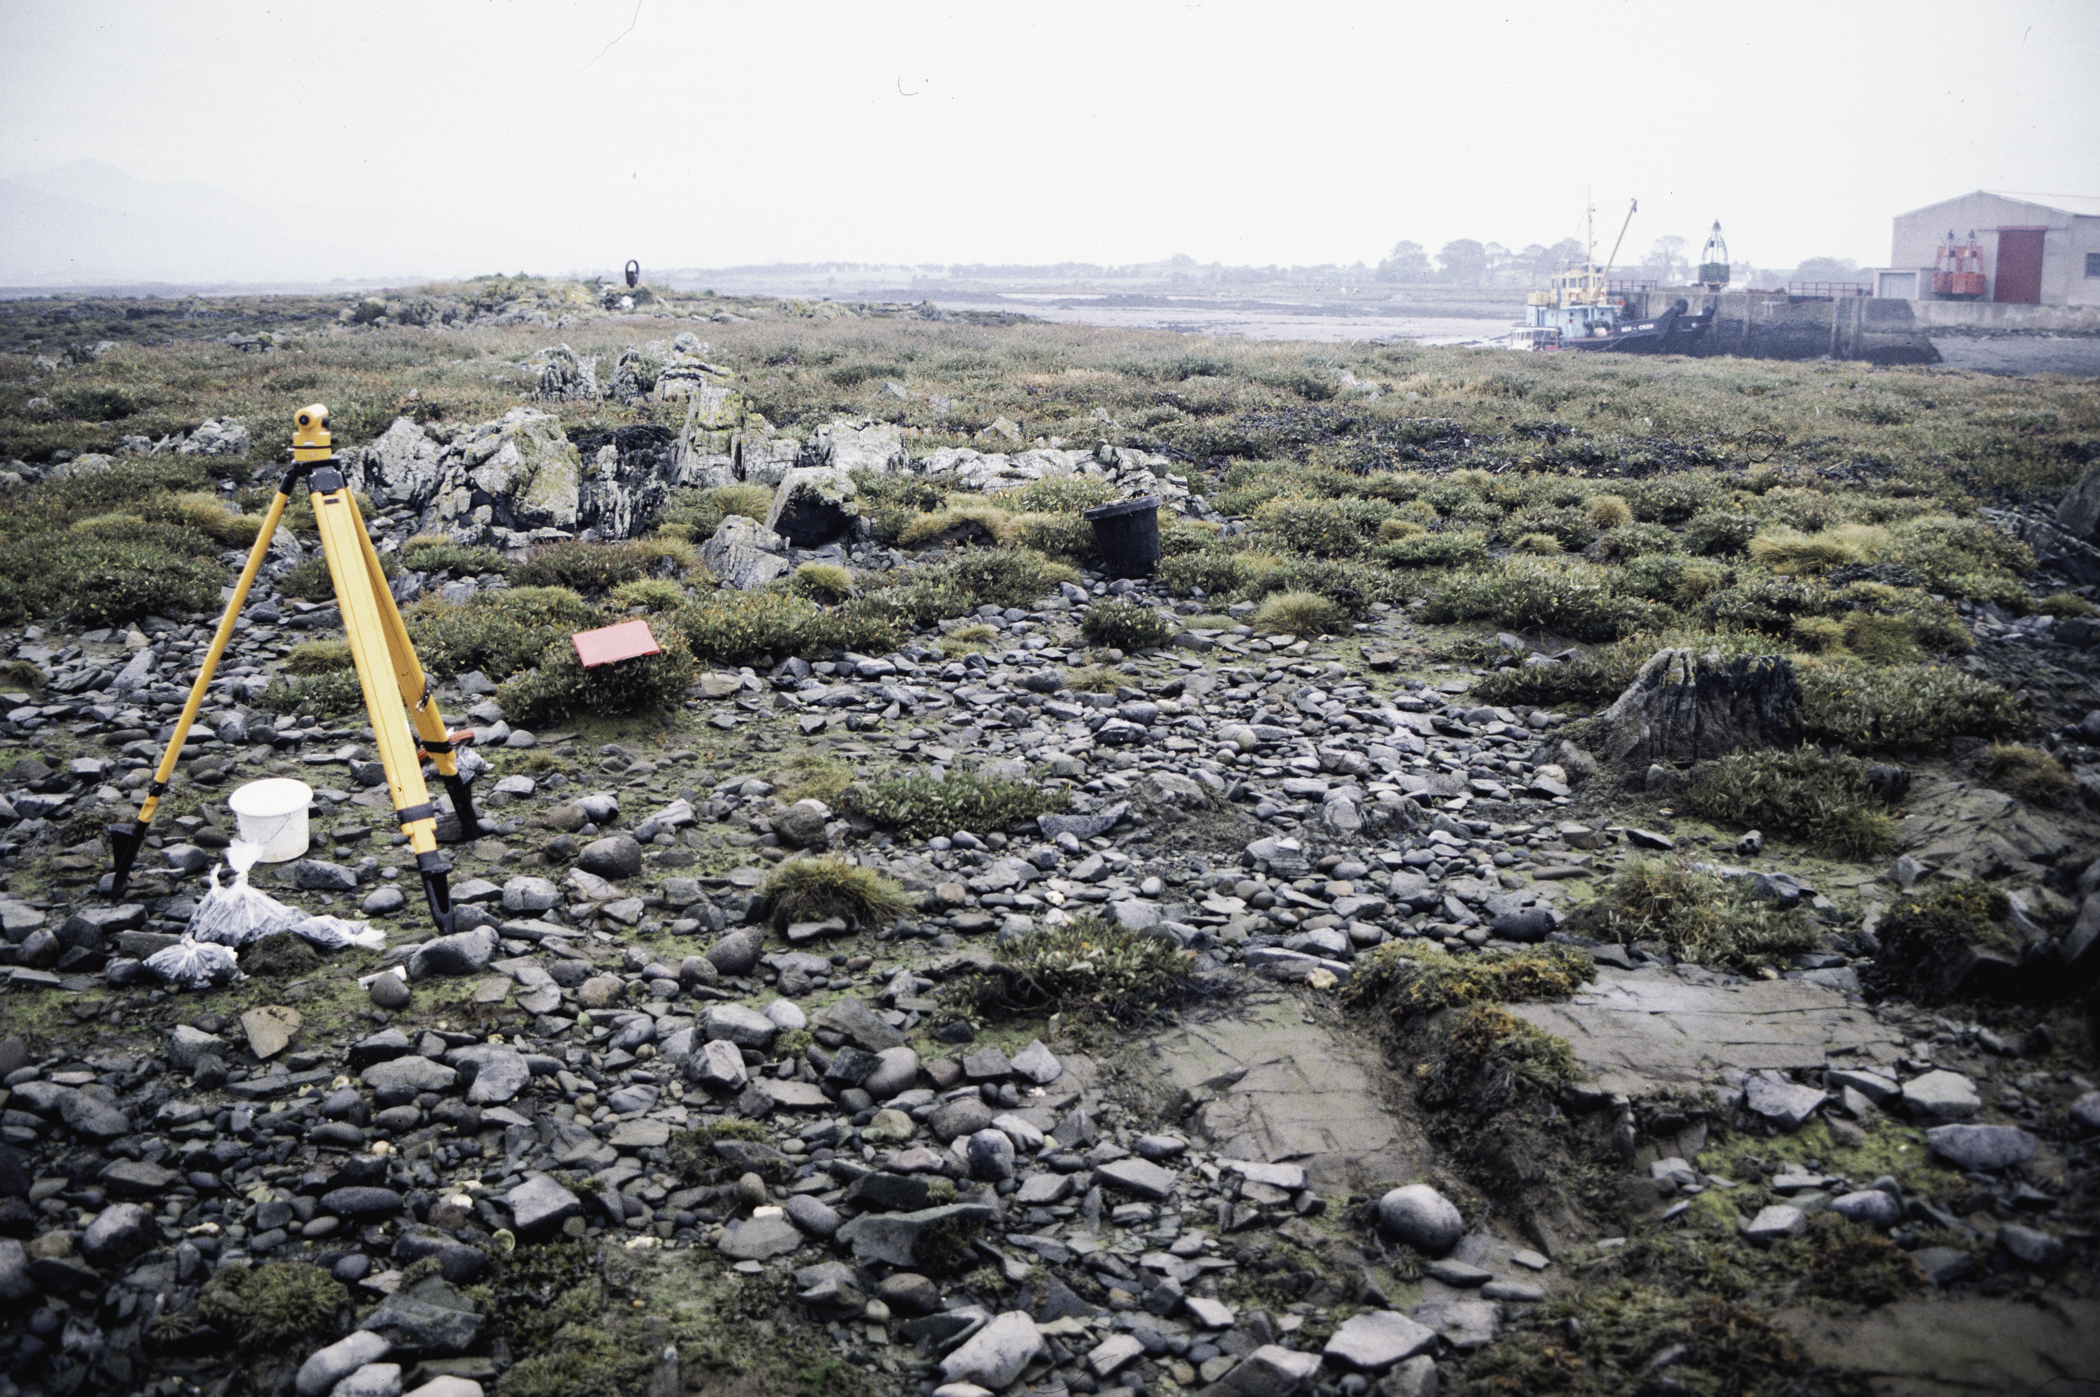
[105,404,485,933]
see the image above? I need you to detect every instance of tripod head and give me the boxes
[292,403,333,459]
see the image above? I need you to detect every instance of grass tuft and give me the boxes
[762,856,910,928]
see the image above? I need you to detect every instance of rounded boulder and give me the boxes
[1376,1184,1463,1256]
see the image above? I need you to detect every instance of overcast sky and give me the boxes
[3,0,2097,282]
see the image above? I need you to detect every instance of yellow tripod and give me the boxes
[107,404,482,933]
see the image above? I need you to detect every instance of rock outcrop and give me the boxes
[1598,649,1801,766]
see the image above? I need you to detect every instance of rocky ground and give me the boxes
[1,288,2098,1397]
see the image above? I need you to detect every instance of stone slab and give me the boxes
[1505,967,1902,1100]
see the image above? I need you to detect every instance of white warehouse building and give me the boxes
[1880,190,2100,306]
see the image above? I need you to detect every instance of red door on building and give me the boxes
[1994,227,2046,304]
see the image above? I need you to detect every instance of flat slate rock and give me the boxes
[1505,967,1901,1100]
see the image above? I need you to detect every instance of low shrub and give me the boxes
[196,1261,345,1352]
[2034,591,2099,618]
[1081,599,1175,650]
[849,473,947,542]
[1585,493,1633,529]
[1864,884,2016,1004]
[1373,530,1489,569]
[509,540,651,593]
[762,856,910,929]
[400,536,509,576]
[791,561,855,602]
[996,475,1122,514]
[283,640,354,675]
[671,588,901,665]
[1587,521,1681,563]
[254,670,367,717]
[1573,857,1821,970]
[1513,532,1563,555]
[1420,558,1665,641]
[843,765,1069,837]
[1472,629,1777,709]
[651,482,776,539]
[1349,943,1596,1018]
[1686,747,1901,859]
[867,547,1067,625]
[963,915,1197,1023]
[1799,664,2022,751]
[495,631,697,725]
[12,532,226,625]
[1253,494,1366,558]
[1683,510,1759,556]
[276,555,337,602]
[1980,742,2072,805]
[1003,510,1097,560]
[1506,503,1598,551]
[608,578,686,611]
[1160,549,1258,598]
[406,586,596,680]
[1251,590,1344,636]
[1705,575,1834,635]
[1615,554,1726,607]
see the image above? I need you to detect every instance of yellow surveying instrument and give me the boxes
[106,404,484,932]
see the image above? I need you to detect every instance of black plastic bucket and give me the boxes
[1083,495,1162,579]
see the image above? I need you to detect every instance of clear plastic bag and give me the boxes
[189,842,387,951]
[286,913,386,951]
[144,936,244,988]
[188,842,302,947]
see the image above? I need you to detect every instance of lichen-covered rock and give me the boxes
[699,516,791,591]
[1599,649,1800,766]
[766,466,859,546]
[349,418,447,507]
[807,420,907,475]
[533,344,598,401]
[467,409,579,533]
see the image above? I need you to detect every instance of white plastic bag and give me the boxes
[188,842,302,947]
[144,936,244,988]
[286,913,386,952]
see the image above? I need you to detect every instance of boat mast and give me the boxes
[1600,197,1638,289]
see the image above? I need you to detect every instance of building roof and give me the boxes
[1987,190,2100,218]
[1897,189,2100,220]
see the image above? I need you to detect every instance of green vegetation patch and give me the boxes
[407,586,597,680]
[496,631,697,725]
[1686,747,1902,860]
[1080,598,1175,650]
[961,914,1198,1023]
[196,1260,346,1352]
[1979,742,2072,805]
[669,588,900,666]
[1798,663,2022,751]
[1862,884,2017,1005]
[761,855,910,929]
[1570,857,1820,971]
[401,536,510,576]
[1349,942,1596,1018]
[842,765,1068,837]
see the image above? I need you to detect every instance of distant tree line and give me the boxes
[1376,237,1868,290]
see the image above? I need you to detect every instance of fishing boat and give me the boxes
[1510,196,1714,353]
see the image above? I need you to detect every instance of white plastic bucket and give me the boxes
[227,778,313,863]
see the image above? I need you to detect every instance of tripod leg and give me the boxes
[108,486,292,896]
[339,491,484,842]
[310,477,459,933]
